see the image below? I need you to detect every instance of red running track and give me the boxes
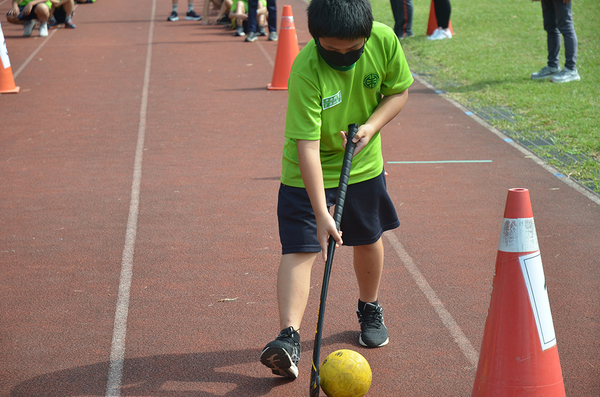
[1,0,598,395]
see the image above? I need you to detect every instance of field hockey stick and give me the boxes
[309,123,358,397]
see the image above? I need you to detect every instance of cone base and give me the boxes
[0,86,20,94]
[473,379,565,397]
[267,83,287,90]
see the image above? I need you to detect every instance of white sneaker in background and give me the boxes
[23,20,36,37]
[39,23,48,37]
[428,27,452,41]
[550,68,581,83]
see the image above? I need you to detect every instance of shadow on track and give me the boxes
[11,331,359,396]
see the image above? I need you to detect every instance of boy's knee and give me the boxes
[36,4,50,18]
[6,14,21,24]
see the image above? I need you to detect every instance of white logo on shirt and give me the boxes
[322,91,342,110]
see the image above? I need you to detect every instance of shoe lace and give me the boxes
[358,305,384,329]
[276,328,300,362]
[277,327,299,343]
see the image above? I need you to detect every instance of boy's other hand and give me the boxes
[340,124,375,156]
[7,4,19,16]
[22,3,34,15]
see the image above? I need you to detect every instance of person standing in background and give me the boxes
[427,0,451,40]
[531,0,580,83]
[167,0,202,21]
[389,0,413,39]
[245,0,277,42]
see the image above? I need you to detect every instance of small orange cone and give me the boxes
[0,21,20,94]
[267,5,299,90]
[426,0,454,36]
[471,188,565,397]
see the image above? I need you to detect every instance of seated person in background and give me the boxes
[212,0,232,25]
[228,0,266,37]
[49,0,76,29]
[6,0,51,37]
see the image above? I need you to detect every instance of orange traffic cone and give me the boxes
[267,5,299,90]
[426,0,454,36]
[0,21,20,94]
[472,188,565,397]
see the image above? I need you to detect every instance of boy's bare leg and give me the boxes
[257,9,265,26]
[277,252,318,331]
[63,0,74,15]
[353,237,384,303]
[212,0,229,23]
[229,0,247,21]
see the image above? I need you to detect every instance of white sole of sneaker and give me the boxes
[359,335,389,348]
[531,74,558,80]
[551,77,580,83]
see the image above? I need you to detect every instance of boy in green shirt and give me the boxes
[6,0,52,37]
[260,0,413,380]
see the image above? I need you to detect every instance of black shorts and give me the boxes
[277,170,400,254]
[13,5,42,21]
[54,6,67,23]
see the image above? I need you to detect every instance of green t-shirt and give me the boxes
[281,21,413,189]
[19,0,52,7]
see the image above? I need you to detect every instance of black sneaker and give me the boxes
[218,15,231,25]
[357,301,389,347]
[245,31,258,42]
[167,11,179,21]
[260,327,301,379]
[185,10,202,21]
[257,25,267,36]
[234,25,245,36]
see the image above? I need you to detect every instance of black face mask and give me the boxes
[316,39,364,68]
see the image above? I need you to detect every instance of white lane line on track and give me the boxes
[257,40,274,67]
[104,0,156,395]
[388,160,492,164]
[13,30,57,78]
[385,232,480,367]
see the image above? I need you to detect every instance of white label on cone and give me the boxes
[519,251,557,350]
[498,218,539,253]
[1,22,11,69]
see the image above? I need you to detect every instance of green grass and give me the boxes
[371,0,600,193]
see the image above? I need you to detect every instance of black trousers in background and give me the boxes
[248,0,277,33]
[541,0,577,70]
[432,0,451,30]
[389,0,413,38]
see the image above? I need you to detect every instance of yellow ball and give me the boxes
[319,349,372,397]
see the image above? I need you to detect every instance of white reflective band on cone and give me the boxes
[498,218,539,253]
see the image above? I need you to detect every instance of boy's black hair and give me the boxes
[307,0,373,41]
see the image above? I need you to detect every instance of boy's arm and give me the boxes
[297,139,343,260]
[341,89,409,154]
